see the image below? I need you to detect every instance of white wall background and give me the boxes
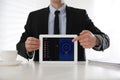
[0,0,120,62]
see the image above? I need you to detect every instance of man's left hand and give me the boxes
[72,30,99,48]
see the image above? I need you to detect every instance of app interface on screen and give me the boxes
[43,38,74,61]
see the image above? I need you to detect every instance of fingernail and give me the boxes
[72,39,74,42]
[72,40,74,42]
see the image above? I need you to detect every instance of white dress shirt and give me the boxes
[48,4,66,34]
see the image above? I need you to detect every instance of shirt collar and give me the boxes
[49,4,66,15]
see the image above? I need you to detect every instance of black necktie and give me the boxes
[54,10,60,34]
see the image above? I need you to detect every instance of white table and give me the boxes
[0,61,120,80]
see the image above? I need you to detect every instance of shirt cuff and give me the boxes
[93,34,103,51]
[26,50,35,59]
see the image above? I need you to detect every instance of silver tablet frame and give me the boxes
[39,35,78,64]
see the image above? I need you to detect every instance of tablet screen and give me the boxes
[43,38,74,61]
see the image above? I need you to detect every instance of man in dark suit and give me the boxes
[16,0,110,61]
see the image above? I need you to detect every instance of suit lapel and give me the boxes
[42,7,49,34]
[66,6,73,34]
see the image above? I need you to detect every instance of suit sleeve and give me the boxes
[83,10,110,51]
[16,12,34,59]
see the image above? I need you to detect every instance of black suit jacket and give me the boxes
[17,6,109,61]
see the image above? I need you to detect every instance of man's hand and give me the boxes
[72,30,99,48]
[25,37,40,52]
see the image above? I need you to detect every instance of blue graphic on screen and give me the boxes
[59,38,74,61]
[43,38,74,61]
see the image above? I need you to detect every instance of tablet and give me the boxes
[39,35,77,63]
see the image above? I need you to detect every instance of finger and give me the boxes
[79,34,90,41]
[27,37,35,41]
[26,41,39,46]
[26,39,40,45]
[30,41,40,45]
[79,38,89,43]
[25,40,40,48]
[27,44,40,50]
[72,30,90,42]
[27,37,39,42]
[80,41,94,48]
[72,34,89,42]
[80,42,91,48]
[80,31,91,39]
[82,45,91,48]
[80,42,89,46]
[80,30,90,35]
[72,36,80,42]
[28,45,40,51]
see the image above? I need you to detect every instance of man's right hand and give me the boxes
[25,37,40,52]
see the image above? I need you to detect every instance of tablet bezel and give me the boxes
[39,35,78,64]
